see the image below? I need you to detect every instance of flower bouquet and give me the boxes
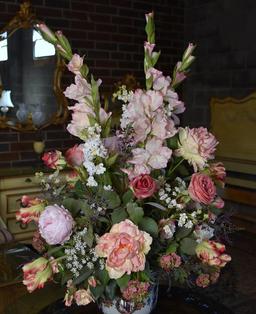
[16,12,231,313]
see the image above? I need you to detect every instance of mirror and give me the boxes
[0,1,68,131]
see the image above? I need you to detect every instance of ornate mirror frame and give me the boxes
[0,1,69,131]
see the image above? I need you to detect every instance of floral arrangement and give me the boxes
[16,12,231,308]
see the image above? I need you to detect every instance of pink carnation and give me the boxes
[196,274,210,288]
[188,173,216,205]
[159,253,182,272]
[176,127,218,171]
[95,219,152,279]
[121,280,150,302]
[39,205,74,245]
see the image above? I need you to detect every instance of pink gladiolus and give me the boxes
[22,257,53,293]
[144,41,155,56]
[39,205,75,245]
[95,219,152,279]
[37,23,57,43]
[64,75,92,102]
[146,67,171,95]
[196,240,231,267]
[65,144,84,167]
[67,54,84,74]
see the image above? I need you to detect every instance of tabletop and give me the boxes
[38,286,233,314]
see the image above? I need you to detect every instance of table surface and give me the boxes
[38,286,233,314]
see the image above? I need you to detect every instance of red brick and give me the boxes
[0,153,19,162]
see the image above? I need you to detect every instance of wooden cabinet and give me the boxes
[0,173,41,242]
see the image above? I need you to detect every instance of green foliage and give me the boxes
[73,268,93,285]
[127,202,144,224]
[91,75,101,117]
[101,189,121,209]
[111,208,128,224]
[116,274,131,289]
[166,241,178,254]
[180,238,197,255]
[105,280,117,300]
[175,227,193,241]
[90,285,105,300]
[97,269,110,286]
[105,153,119,168]
[167,136,178,150]
[145,13,155,44]
[83,224,94,247]
[122,189,134,205]
[173,267,188,284]
[139,217,158,237]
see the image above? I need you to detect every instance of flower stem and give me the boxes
[167,158,185,177]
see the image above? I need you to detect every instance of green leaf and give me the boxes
[180,238,197,255]
[91,75,101,116]
[105,153,118,167]
[122,189,134,205]
[127,202,144,224]
[97,269,110,286]
[111,208,128,224]
[116,274,130,289]
[61,272,73,286]
[138,271,150,282]
[83,224,94,247]
[90,285,105,300]
[101,190,121,209]
[167,136,178,150]
[73,268,93,285]
[166,241,178,254]
[139,217,158,238]
[175,227,193,241]
[102,116,112,138]
[105,280,117,300]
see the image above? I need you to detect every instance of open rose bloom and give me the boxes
[17,11,232,308]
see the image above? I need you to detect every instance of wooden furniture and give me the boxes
[210,92,256,231]
[0,168,42,242]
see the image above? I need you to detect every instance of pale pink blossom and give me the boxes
[67,54,84,74]
[39,205,74,245]
[144,41,155,56]
[188,173,216,205]
[37,23,57,43]
[95,219,152,279]
[164,89,185,125]
[64,75,92,102]
[146,68,171,95]
[176,127,218,171]
[151,110,176,139]
[99,108,112,125]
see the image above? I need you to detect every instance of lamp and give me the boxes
[0,90,14,113]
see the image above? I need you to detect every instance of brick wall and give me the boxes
[183,0,256,127]
[0,0,184,168]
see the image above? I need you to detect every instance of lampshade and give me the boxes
[0,90,14,113]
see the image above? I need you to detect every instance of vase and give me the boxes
[98,283,158,314]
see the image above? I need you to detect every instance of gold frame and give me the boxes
[0,1,69,131]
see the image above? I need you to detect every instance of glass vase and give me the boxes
[98,283,158,314]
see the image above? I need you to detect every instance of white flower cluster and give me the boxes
[120,104,132,130]
[82,124,108,187]
[194,223,215,243]
[177,213,193,228]
[64,228,101,277]
[158,178,186,210]
[113,85,134,103]
[103,185,113,191]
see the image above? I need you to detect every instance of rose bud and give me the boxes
[130,174,157,199]
[42,150,66,170]
[65,144,84,167]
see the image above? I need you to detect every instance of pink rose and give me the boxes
[130,174,157,199]
[39,205,74,245]
[196,240,231,267]
[95,219,152,279]
[196,274,210,288]
[65,144,84,167]
[159,253,182,272]
[22,257,53,293]
[67,54,84,74]
[188,173,216,205]
[42,150,66,170]
[74,289,94,306]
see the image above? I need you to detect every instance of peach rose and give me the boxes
[95,219,152,279]
[188,173,216,205]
